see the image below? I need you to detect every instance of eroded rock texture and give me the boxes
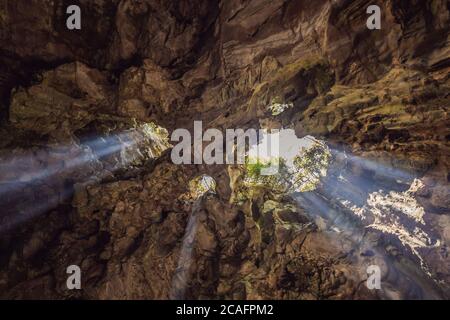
[0,0,449,299]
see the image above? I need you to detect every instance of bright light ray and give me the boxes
[0,133,132,187]
[344,152,414,184]
[0,125,169,234]
[294,143,442,297]
[170,176,217,298]
[170,200,201,299]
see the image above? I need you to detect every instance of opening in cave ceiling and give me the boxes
[0,0,449,303]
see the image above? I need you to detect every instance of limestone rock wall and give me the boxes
[0,0,449,299]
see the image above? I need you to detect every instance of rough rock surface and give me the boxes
[0,0,449,299]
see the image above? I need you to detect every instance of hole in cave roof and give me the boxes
[244,129,331,193]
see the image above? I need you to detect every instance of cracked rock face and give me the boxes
[0,0,449,299]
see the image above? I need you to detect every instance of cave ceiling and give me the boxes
[0,0,449,300]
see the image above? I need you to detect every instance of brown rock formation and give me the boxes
[0,0,449,299]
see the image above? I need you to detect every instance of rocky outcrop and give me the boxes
[0,0,449,299]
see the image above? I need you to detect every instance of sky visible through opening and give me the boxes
[248,129,317,168]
